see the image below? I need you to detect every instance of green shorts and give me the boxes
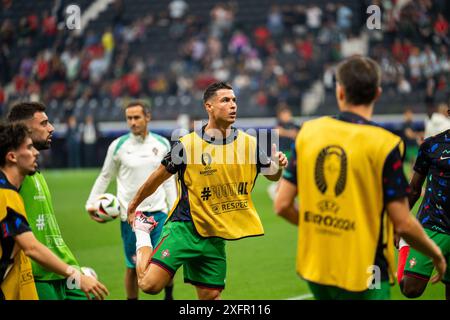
[404,228,450,284]
[35,279,88,300]
[151,221,227,289]
[307,280,391,300]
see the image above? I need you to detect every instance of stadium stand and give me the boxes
[0,0,449,167]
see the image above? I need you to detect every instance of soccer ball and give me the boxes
[81,266,98,280]
[95,193,120,222]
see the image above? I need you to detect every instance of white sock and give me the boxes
[135,229,153,251]
[399,238,409,249]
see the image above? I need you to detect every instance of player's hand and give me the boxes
[80,273,109,300]
[431,252,447,284]
[127,204,137,226]
[271,143,288,169]
[87,207,106,224]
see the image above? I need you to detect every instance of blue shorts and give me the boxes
[120,211,167,269]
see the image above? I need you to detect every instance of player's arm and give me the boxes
[408,171,426,209]
[161,139,178,210]
[408,139,429,210]
[274,178,298,225]
[387,198,446,283]
[276,125,298,139]
[85,141,119,223]
[15,231,109,299]
[127,164,173,225]
[3,209,108,299]
[261,144,288,182]
[162,174,178,211]
[274,143,298,225]
[128,142,185,225]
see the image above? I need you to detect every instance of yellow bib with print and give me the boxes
[172,130,264,239]
[0,188,38,300]
[295,116,403,292]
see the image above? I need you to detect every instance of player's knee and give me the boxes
[138,278,164,295]
[197,288,221,300]
[400,279,426,298]
[401,286,424,298]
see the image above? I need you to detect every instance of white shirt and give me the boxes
[86,131,177,221]
[424,113,450,139]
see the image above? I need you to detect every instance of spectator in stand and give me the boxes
[18,17,31,47]
[305,4,322,35]
[433,13,449,45]
[169,0,188,21]
[420,45,439,79]
[112,0,125,28]
[267,5,284,37]
[210,3,235,39]
[408,47,422,87]
[61,48,81,82]
[19,55,35,79]
[65,115,82,168]
[1,19,15,49]
[102,27,115,54]
[438,45,450,74]
[81,114,99,168]
[228,30,250,57]
[34,52,50,83]
[27,12,39,36]
[42,11,57,48]
[336,3,352,32]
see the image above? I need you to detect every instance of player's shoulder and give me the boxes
[110,133,131,155]
[0,172,16,192]
[421,130,448,151]
[236,129,256,141]
[426,129,449,142]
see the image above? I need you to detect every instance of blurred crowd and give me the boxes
[0,0,448,121]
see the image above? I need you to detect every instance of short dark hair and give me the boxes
[7,101,46,122]
[203,82,233,104]
[335,56,381,106]
[125,100,151,114]
[0,122,31,167]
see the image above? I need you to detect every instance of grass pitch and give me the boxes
[44,169,444,300]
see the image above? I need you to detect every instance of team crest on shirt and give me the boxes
[409,257,417,269]
[152,147,158,156]
[161,249,170,259]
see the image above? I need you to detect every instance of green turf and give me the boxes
[43,169,445,300]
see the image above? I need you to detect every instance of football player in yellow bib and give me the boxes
[274,56,446,300]
[127,82,288,300]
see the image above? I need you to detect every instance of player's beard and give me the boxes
[27,169,38,176]
[33,139,51,151]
